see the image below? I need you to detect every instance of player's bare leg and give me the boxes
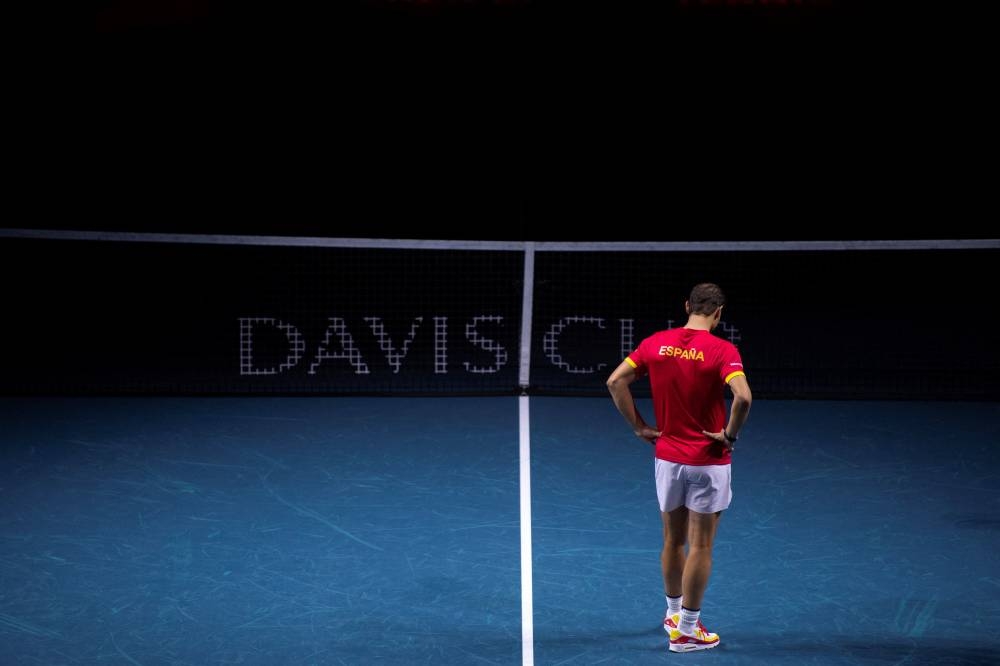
[662,506,687,597]
[668,510,722,652]
[682,510,720,609]
[661,506,688,631]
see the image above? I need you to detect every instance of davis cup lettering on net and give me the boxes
[543,317,653,374]
[238,316,508,376]
[240,316,741,377]
[543,317,739,374]
[545,317,614,374]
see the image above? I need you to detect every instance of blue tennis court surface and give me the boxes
[530,398,1000,665]
[2,397,998,664]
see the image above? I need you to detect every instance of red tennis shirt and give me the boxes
[626,327,745,466]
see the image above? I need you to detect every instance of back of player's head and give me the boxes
[688,283,726,315]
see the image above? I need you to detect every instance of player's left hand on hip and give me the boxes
[702,429,734,452]
[635,425,661,444]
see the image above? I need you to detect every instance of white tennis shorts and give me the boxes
[655,459,732,514]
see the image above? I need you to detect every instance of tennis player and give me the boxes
[606,283,752,652]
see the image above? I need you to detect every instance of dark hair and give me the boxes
[688,283,726,315]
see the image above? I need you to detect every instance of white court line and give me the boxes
[518,240,536,665]
[519,394,534,666]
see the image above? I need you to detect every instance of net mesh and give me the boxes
[2,239,522,394]
[529,248,998,399]
[2,235,996,400]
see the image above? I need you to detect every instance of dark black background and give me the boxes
[3,2,993,397]
[81,2,997,242]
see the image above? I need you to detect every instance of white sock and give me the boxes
[666,594,683,616]
[679,606,700,635]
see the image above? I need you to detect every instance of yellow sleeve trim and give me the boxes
[724,370,746,384]
[625,357,638,369]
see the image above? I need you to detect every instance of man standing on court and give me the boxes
[606,283,752,653]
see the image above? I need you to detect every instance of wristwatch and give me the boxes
[723,431,737,443]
